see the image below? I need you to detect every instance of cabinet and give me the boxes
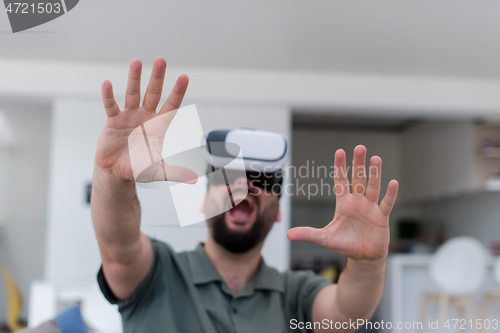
[400,121,500,202]
[473,122,500,190]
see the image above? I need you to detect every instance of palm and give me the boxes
[96,109,157,181]
[323,194,390,260]
[95,58,194,184]
[287,146,399,261]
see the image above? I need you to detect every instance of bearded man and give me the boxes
[91,57,399,333]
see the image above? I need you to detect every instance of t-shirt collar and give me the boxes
[188,243,284,295]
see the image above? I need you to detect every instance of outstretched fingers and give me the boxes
[379,180,399,216]
[365,156,382,203]
[101,80,120,117]
[124,59,143,109]
[142,57,167,112]
[334,149,350,197]
[351,145,367,195]
[159,74,190,114]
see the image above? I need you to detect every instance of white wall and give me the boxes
[0,102,51,321]
[4,59,500,118]
[44,99,104,281]
[44,99,292,283]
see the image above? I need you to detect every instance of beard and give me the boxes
[209,203,276,254]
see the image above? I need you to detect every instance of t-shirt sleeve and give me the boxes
[97,237,175,312]
[285,270,332,326]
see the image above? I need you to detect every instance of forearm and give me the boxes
[90,164,142,264]
[335,256,387,321]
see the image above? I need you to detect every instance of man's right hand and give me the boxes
[95,57,195,183]
[91,58,192,301]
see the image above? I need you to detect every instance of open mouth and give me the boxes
[226,193,257,225]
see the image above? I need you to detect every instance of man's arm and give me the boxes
[91,166,152,301]
[311,257,386,331]
[287,146,398,332]
[91,58,192,300]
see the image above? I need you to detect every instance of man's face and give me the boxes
[204,176,280,253]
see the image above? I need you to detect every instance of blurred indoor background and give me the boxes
[2,1,500,332]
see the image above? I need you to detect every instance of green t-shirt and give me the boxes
[98,238,331,333]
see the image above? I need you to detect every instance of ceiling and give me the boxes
[1,1,500,79]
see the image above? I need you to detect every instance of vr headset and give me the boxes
[204,129,289,195]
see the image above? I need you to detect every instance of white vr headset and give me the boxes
[203,128,290,174]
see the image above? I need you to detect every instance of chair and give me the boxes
[418,237,488,333]
[27,280,122,333]
[19,306,89,333]
[479,256,500,333]
[1,266,27,332]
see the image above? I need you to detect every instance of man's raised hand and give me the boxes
[287,145,399,260]
[95,58,197,184]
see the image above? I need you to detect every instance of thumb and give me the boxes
[286,227,324,246]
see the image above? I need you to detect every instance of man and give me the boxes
[91,57,399,333]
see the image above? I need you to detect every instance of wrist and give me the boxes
[92,164,136,200]
[348,254,388,270]
[93,163,133,184]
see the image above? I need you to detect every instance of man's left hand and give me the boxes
[287,145,399,261]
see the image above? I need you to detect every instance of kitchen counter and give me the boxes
[377,254,497,333]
